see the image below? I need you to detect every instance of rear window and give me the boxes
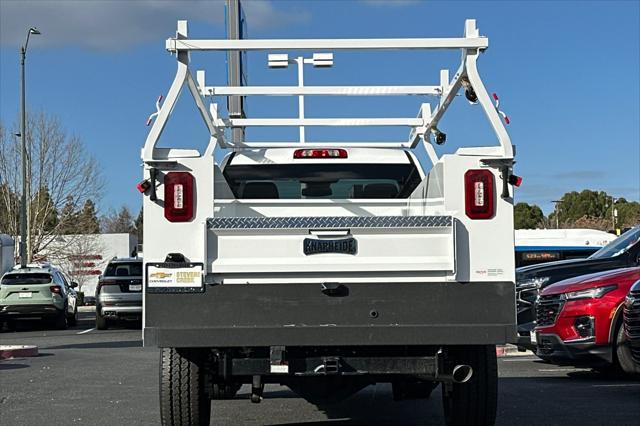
[223,163,421,199]
[1,273,52,285]
[104,262,142,277]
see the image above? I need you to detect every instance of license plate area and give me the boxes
[19,292,32,298]
[303,237,357,256]
[146,262,204,293]
[129,284,142,292]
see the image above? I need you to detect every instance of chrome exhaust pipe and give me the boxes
[451,364,473,383]
[436,364,474,384]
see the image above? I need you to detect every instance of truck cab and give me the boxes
[141,19,517,426]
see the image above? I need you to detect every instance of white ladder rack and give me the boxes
[142,19,512,162]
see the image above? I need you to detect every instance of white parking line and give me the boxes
[77,328,95,335]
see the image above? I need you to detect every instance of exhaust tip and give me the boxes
[451,364,473,383]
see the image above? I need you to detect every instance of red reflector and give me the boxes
[164,172,194,222]
[294,149,347,159]
[136,180,150,194]
[464,169,495,220]
[50,285,62,294]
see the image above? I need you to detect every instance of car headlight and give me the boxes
[517,276,549,290]
[564,285,617,301]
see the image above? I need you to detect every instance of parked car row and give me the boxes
[516,225,640,374]
[0,257,142,331]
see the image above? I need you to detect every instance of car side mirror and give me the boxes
[70,281,79,289]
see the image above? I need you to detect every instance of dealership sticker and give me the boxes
[147,265,203,288]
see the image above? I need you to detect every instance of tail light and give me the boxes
[50,285,62,295]
[464,169,495,219]
[97,280,118,293]
[294,149,347,159]
[164,172,194,222]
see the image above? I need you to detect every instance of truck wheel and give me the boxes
[211,382,241,399]
[614,323,640,375]
[160,348,211,426]
[95,306,108,330]
[442,345,498,426]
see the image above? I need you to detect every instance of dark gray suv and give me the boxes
[95,258,142,330]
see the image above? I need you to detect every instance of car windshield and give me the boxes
[588,227,640,259]
[1,273,52,285]
[104,262,142,277]
[223,163,421,199]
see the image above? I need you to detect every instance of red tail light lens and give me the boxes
[164,172,194,222]
[294,149,348,159]
[50,285,62,295]
[464,169,495,219]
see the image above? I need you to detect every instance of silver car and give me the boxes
[95,258,142,330]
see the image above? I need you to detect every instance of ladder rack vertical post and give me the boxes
[296,57,306,143]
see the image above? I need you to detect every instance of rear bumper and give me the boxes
[535,333,612,366]
[0,304,61,318]
[144,281,516,348]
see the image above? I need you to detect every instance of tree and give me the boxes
[553,190,610,224]
[57,196,79,235]
[77,200,100,234]
[514,202,544,229]
[134,207,143,243]
[102,206,135,234]
[0,112,103,261]
[0,183,19,237]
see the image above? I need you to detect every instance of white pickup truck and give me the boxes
[141,19,517,426]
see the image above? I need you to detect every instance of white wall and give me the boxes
[38,233,138,296]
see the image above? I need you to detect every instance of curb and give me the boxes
[496,344,533,357]
[0,345,39,360]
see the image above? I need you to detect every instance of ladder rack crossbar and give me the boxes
[237,142,411,149]
[222,118,424,127]
[203,86,441,96]
[166,37,488,52]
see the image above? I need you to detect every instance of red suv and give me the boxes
[534,267,640,374]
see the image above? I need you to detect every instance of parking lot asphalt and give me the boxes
[1,310,639,426]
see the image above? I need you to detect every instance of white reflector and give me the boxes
[174,184,184,209]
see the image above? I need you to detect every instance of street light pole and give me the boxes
[19,27,40,268]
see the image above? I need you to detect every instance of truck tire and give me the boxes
[95,306,108,330]
[614,322,640,375]
[211,382,241,400]
[160,348,211,426]
[442,345,498,426]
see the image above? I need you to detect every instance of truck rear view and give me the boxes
[141,19,517,426]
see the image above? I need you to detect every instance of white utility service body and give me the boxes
[141,19,517,426]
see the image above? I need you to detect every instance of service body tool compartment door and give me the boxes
[207,216,455,282]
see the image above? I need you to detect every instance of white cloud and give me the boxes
[0,0,310,50]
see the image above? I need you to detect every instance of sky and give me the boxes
[0,0,638,216]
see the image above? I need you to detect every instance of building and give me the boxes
[35,233,138,296]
